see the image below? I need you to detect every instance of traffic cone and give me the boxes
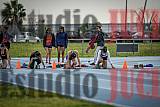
[122,59,128,70]
[16,60,21,69]
[52,61,56,69]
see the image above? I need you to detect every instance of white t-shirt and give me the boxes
[95,49,112,65]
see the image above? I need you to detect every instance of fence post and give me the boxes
[81,39,84,57]
[133,39,135,55]
[151,39,152,54]
[116,39,117,56]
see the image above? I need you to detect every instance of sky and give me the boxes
[0,0,160,24]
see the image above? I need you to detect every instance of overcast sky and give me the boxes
[0,0,160,24]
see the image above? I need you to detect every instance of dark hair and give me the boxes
[96,25,101,29]
[103,46,107,53]
[46,28,51,33]
[4,26,8,30]
[1,44,5,48]
[59,26,64,32]
[34,51,40,57]
[69,52,76,60]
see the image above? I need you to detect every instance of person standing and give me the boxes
[2,26,11,50]
[86,25,105,65]
[56,26,68,64]
[43,28,55,64]
[0,26,3,45]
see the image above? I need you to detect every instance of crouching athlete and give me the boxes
[64,50,81,69]
[95,46,115,69]
[28,51,45,69]
[0,44,11,69]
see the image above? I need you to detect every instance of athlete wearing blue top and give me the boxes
[56,26,68,63]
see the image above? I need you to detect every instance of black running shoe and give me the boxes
[90,62,95,65]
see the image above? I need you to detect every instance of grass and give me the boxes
[0,82,113,107]
[9,42,160,57]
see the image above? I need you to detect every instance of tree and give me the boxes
[79,22,102,38]
[1,0,26,26]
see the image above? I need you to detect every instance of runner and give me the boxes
[28,51,45,69]
[43,28,55,64]
[86,25,105,65]
[94,46,115,69]
[56,26,68,64]
[64,50,81,69]
[0,44,11,69]
[2,26,11,50]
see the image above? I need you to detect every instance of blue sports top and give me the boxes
[56,32,68,48]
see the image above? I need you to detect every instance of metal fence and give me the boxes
[9,23,160,39]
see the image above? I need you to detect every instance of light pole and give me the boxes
[125,0,128,32]
[142,0,148,38]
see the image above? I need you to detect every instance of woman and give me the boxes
[0,44,11,69]
[56,26,68,63]
[95,46,115,69]
[86,25,105,65]
[64,50,81,69]
[28,51,45,69]
[2,26,11,50]
[43,28,55,64]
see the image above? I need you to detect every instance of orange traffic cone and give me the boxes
[16,60,21,69]
[122,59,128,70]
[52,61,56,69]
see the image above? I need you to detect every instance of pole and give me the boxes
[125,0,128,32]
[142,0,148,38]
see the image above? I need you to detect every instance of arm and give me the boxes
[65,33,68,48]
[52,33,55,47]
[64,51,72,69]
[28,58,33,68]
[75,51,81,66]
[40,54,45,68]
[90,35,98,44]
[86,35,97,53]
[43,35,46,47]
[6,49,11,68]
[55,33,58,48]
[107,50,115,69]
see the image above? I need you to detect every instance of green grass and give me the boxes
[9,42,160,57]
[0,83,113,107]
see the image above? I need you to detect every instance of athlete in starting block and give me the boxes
[0,44,11,69]
[64,50,81,69]
[28,51,45,69]
[94,46,115,69]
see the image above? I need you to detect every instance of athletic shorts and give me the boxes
[44,45,52,48]
[102,56,108,60]
[29,58,41,69]
[57,44,65,47]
